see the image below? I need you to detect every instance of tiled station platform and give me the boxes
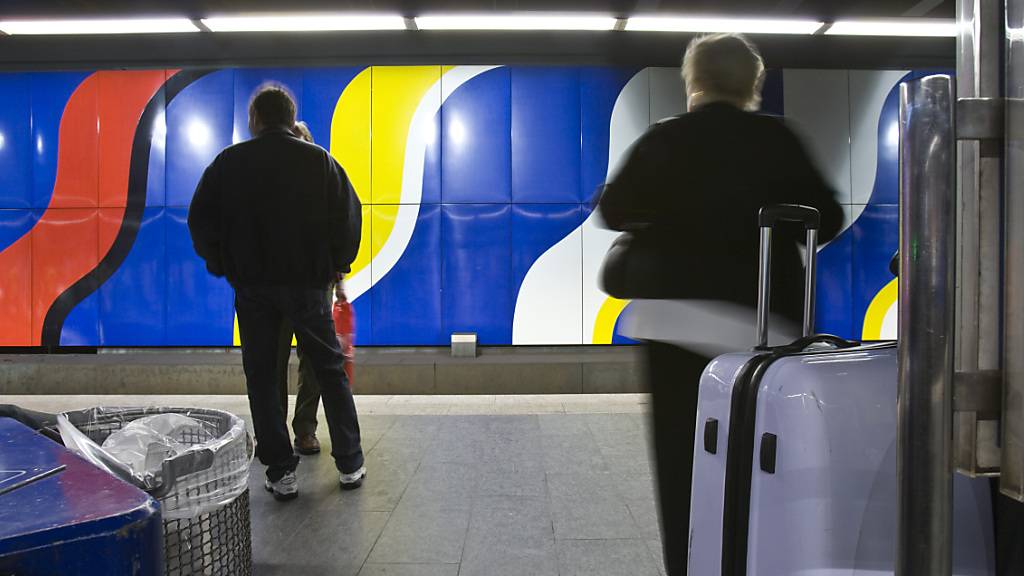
[7,394,665,576]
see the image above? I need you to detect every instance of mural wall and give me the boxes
[0,65,909,347]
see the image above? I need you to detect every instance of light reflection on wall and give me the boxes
[448,115,467,147]
[187,118,211,149]
[152,112,166,151]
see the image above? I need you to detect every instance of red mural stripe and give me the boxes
[0,239,32,346]
[0,70,168,346]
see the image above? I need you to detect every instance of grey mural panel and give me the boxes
[849,70,909,205]
[783,69,852,206]
[649,67,685,124]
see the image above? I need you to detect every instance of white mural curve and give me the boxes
[512,68,651,344]
[348,65,501,302]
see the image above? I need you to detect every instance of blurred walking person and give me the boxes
[598,34,843,574]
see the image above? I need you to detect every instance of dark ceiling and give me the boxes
[1,0,954,20]
[0,1,956,71]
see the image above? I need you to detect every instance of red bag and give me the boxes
[333,295,355,385]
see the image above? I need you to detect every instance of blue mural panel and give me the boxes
[851,204,898,337]
[511,67,581,203]
[869,77,902,206]
[511,203,582,303]
[865,70,946,205]
[60,302,98,345]
[165,206,234,345]
[302,67,365,150]
[0,209,36,254]
[233,68,304,147]
[99,208,166,346]
[145,79,168,207]
[350,291,373,348]
[816,227,854,339]
[30,72,92,209]
[166,70,234,207]
[442,204,513,344]
[441,67,511,203]
[422,108,442,206]
[371,204,443,345]
[580,67,639,205]
[0,74,32,209]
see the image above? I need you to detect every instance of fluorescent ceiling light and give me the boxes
[202,13,406,32]
[415,13,617,31]
[826,19,956,37]
[0,18,199,35]
[625,16,822,34]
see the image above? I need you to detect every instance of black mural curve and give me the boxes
[41,69,215,347]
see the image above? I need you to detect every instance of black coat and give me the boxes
[598,102,844,322]
[188,128,362,289]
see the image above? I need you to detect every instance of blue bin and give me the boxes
[0,417,163,575]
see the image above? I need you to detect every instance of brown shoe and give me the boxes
[294,434,321,455]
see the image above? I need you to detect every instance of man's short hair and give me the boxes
[682,33,765,111]
[249,84,297,129]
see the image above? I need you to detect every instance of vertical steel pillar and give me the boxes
[955,0,1005,477]
[1002,0,1024,500]
[896,74,957,576]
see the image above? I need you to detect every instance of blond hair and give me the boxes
[292,120,314,143]
[682,33,765,111]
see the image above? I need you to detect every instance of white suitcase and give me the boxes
[687,205,995,575]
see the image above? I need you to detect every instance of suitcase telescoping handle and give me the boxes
[756,204,820,349]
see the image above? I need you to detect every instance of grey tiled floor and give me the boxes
[8,394,665,576]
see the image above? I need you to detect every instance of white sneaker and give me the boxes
[264,471,298,501]
[339,466,366,490]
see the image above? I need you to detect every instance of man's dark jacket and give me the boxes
[598,102,844,322]
[188,127,362,288]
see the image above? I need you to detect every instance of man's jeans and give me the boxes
[235,285,363,481]
[276,319,322,438]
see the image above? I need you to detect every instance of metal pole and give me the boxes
[954,0,1005,478]
[756,227,772,348]
[896,74,957,576]
[803,228,818,337]
[1002,0,1024,500]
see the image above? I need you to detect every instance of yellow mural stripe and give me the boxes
[592,296,630,344]
[331,68,373,278]
[370,66,440,205]
[862,277,898,340]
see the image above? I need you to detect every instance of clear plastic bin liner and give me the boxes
[101,414,214,479]
[57,407,254,520]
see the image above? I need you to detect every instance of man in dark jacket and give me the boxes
[188,85,365,500]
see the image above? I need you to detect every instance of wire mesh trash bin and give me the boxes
[57,407,254,576]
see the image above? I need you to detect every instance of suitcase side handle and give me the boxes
[756,204,820,349]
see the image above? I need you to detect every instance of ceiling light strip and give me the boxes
[0,14,957,37]
[201,14,407,32]
[415,14,618,31]
[825,19,957,37]
[0,18,200,35]
[624,16,823,34]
